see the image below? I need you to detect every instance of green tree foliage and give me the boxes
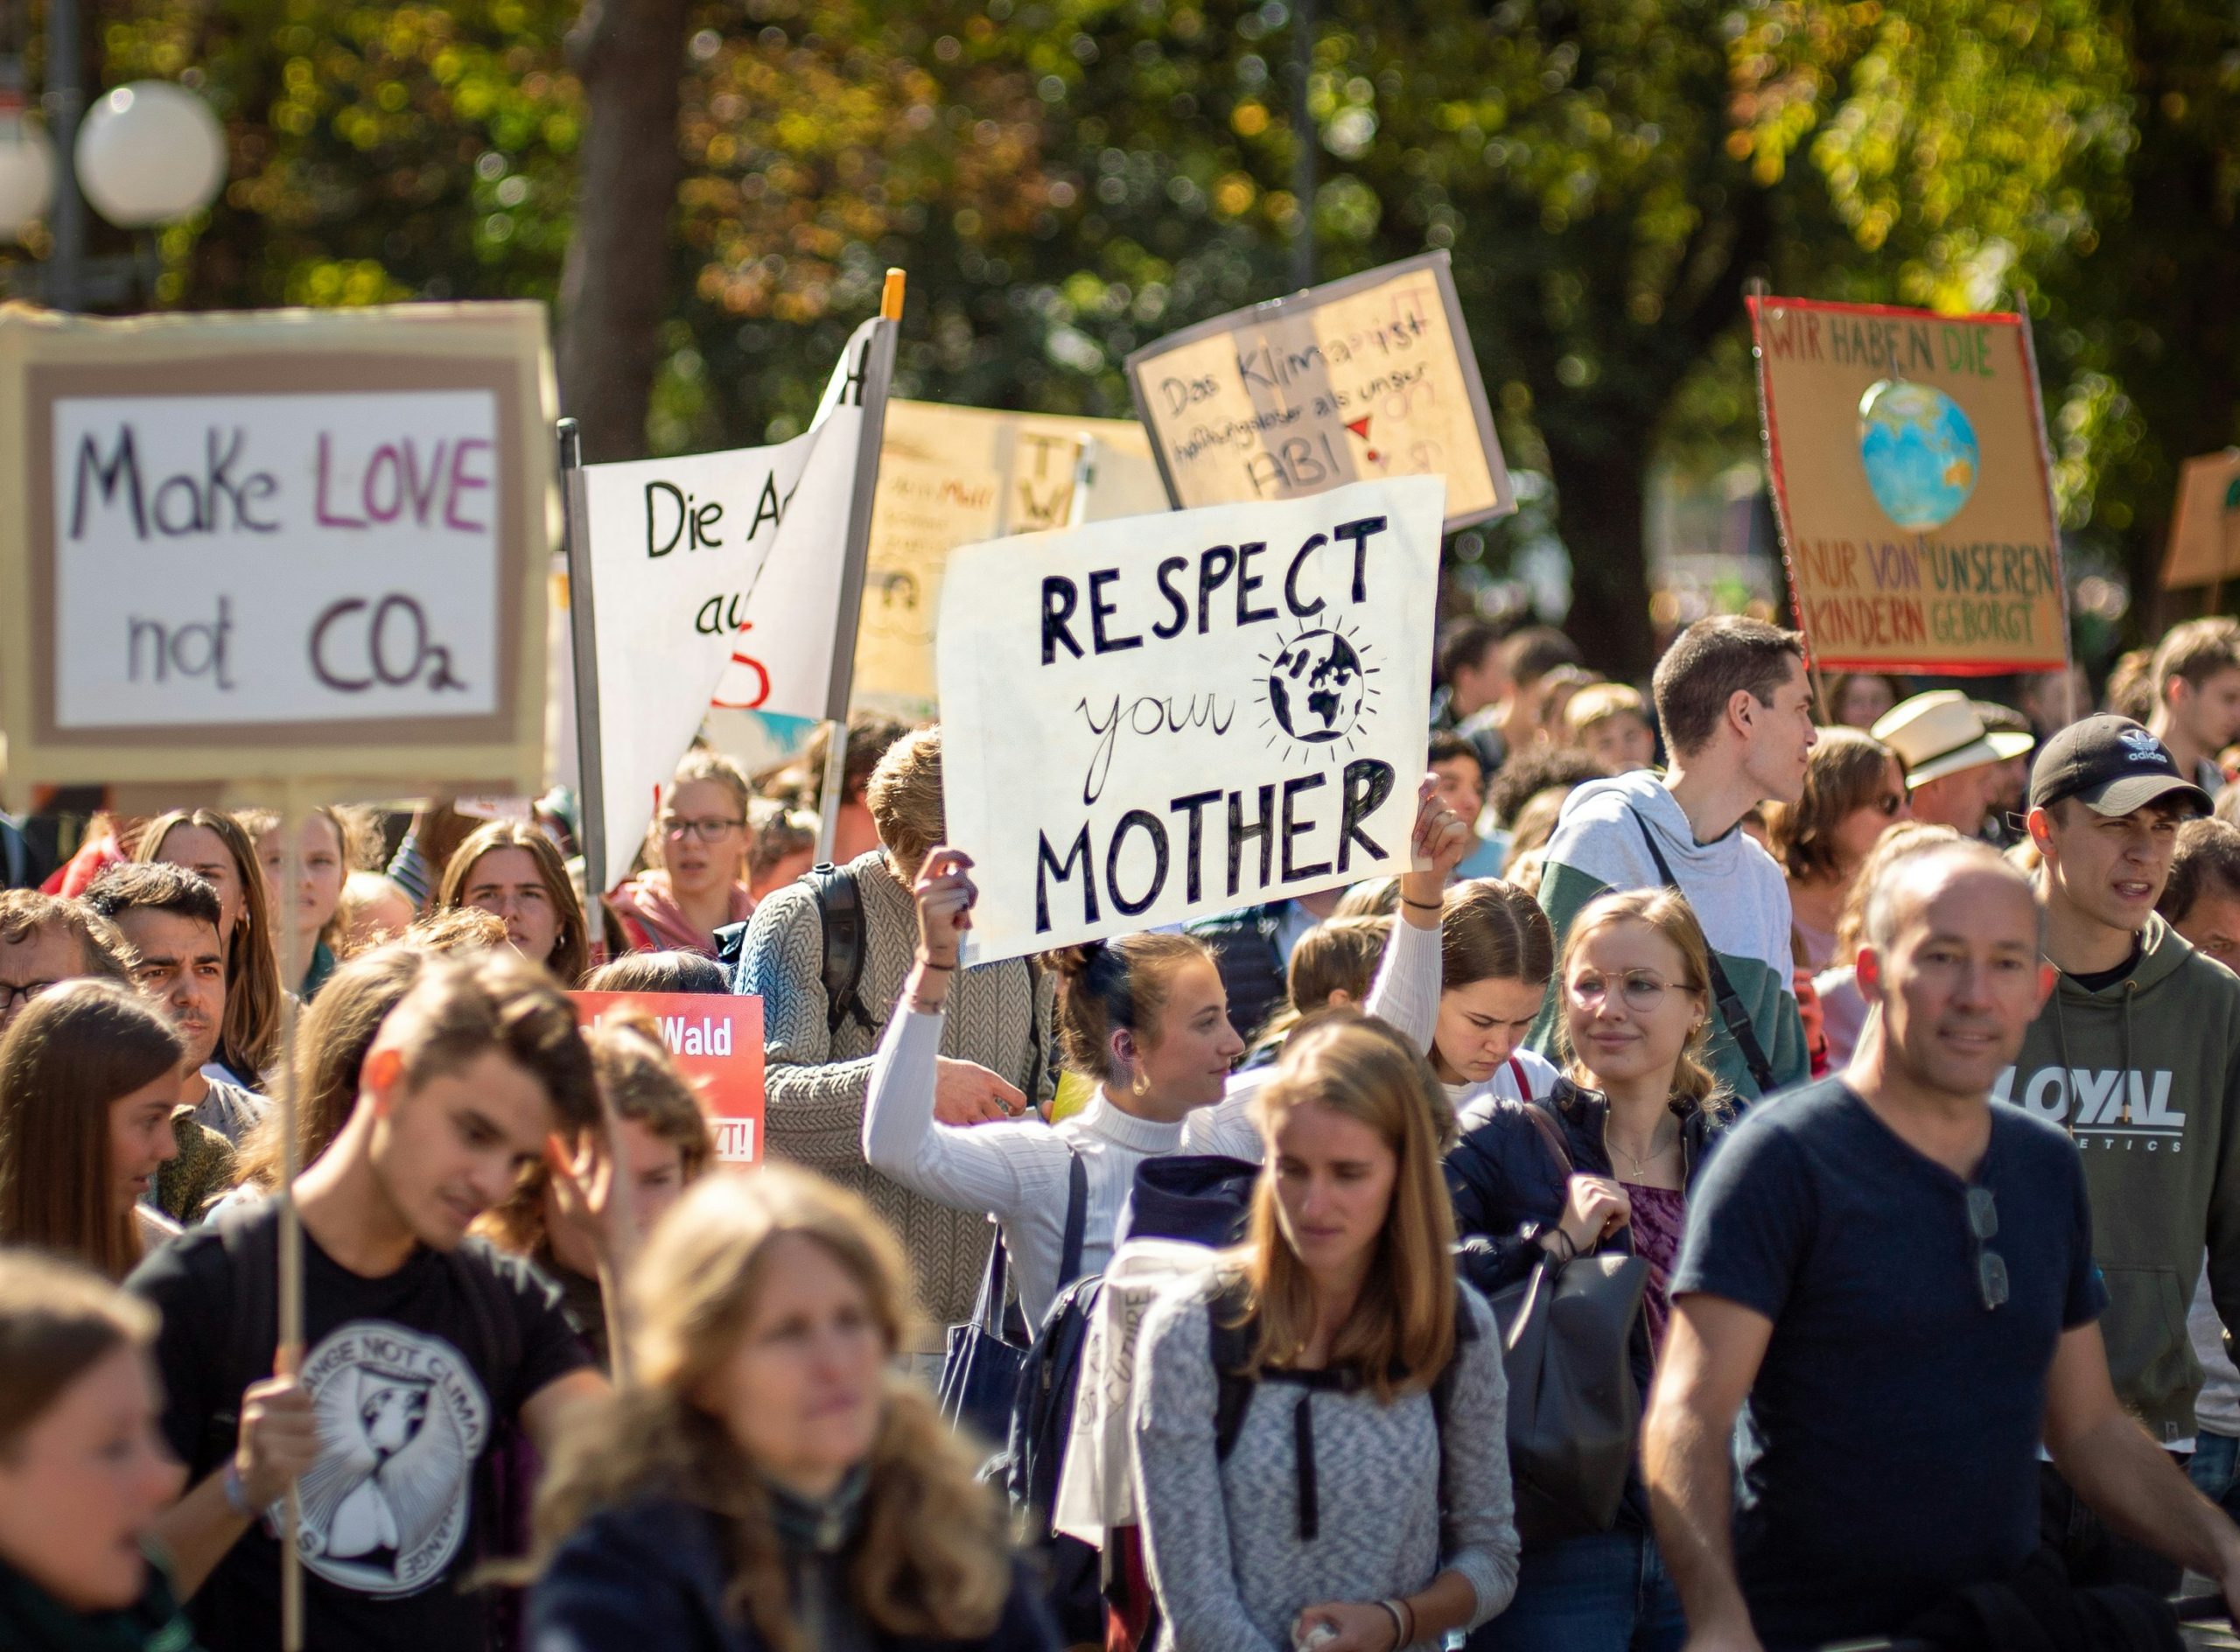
[46,0,2240,662]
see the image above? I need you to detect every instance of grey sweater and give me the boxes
[738,849,1056,1333]
[1130,1272,1520,1652]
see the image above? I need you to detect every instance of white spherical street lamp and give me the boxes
[0,108,53,241]
[74,80,224,228]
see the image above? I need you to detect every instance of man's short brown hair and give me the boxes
[1651,616,1808,759]
[2152,619,2240,702]
[0,891,133,984]
[2160,818,2240,927]
[384,949,598,1132]
[866,725,946,879]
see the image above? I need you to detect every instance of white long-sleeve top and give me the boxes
[864,1007,1186,1327]
[1180,916,1559,1159]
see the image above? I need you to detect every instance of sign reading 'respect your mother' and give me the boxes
[938,476,1443,964]
[1749,295,2068,676]
[0,302,554,802]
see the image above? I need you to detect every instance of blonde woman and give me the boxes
[609,752,759,957]
[527,1166,1058,1651]
[1445,887,1735,1652]
[1130,1014,1519,1652]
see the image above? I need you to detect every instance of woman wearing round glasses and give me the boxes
[610,752,760,958]
[1764,727,1909,975]
[1444,886,1735,1652]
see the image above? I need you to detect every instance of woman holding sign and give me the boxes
[863,853,1244,1328]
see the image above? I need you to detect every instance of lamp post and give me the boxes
[0,0,225,310]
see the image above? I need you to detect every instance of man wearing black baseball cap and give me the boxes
[1999,715,2238,1589]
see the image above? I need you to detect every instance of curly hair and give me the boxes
[528,1167,1012,1651]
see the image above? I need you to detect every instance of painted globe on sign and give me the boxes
[1855,378,1981,533]
[1267,629,1367,744]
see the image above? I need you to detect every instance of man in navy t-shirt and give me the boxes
[1643,839,2240,1650]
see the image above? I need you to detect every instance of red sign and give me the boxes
[570,991,766,1164]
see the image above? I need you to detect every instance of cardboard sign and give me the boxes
[938,476,1443,963]
[1124,251,1510,532]
[2160,450,2240,591]
[0,302,553,804]
[572,990,766,1164]
[576,316,893,890]
[1749,296,2068,675]
[853,400,1168,718]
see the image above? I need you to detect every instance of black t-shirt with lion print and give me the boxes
[130,1200,590,1652]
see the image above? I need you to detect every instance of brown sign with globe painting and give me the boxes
[1748,296,2068,676]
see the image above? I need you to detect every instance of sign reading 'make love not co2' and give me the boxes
[0,302,554,802]
[939,476,1443,963]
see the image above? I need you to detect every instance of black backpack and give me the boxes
[998,1269,1108,1644]
[714,862,875,1036]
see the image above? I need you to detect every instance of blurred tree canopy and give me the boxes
[35,0,2240,670]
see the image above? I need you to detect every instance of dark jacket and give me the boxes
[1185,904,1290,1046]
[528,1494,1060,1652]
[1443,1078,1733,1541]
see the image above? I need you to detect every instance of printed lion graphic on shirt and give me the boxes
[282,1321,492,1596]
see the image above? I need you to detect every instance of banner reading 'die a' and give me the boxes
[577,315,893,891]
[939,476,1443,964]
[1749,296,2067,675]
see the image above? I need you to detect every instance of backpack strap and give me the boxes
[1626,808,1777,1096]
[1054,1146,1089,1292]
[1505,1054,1532,1101]
[803,863,875,1038]
[1208,1284,1259,1464]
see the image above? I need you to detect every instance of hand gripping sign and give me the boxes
[938,476,1444,965]
[0,301,553,803]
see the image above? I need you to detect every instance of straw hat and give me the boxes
[1872,690,2036,788]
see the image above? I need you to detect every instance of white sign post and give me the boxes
[939,476,1445,964]
[571,305,899,892]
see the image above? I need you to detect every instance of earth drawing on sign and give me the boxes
[1855,379,1981,533]
[1268,628,1368,745]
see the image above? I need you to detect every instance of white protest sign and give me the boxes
[576,316,892,891]
[0,302,553,804]
[939,476,1444,963]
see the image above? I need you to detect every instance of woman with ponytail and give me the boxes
[861,848,1244,1327]
[1444,886,1735,1652]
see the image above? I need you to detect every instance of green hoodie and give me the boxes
[1992,914,2240,1442]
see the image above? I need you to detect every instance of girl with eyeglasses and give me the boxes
[1764,727,1909,974]
[609,751,760,958]
[1443,887,1735,1652]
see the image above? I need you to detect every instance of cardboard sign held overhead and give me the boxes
[852,400,1167,719]
[572,990,766,1164]
[1124,251,1511,533]
[939,476,1444,964]
[1748,295,2068,675]
[0,302,554,804]
[2160,450,2240,592]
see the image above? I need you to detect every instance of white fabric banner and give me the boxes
[939,475,1444,964]
[578,318,884,891]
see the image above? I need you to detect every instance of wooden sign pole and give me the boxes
[272,774,309,1652]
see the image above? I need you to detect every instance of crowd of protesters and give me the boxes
[16,607,2240,1652]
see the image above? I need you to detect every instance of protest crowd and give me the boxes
[4,200,2240,1652]
[20,598,2240,1652]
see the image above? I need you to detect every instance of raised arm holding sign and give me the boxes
[938,475,1445,964]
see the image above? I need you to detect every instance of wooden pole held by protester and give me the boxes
[272,777,310,1652]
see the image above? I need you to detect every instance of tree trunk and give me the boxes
[1546,435,1656,680]
[556,0,689,462]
